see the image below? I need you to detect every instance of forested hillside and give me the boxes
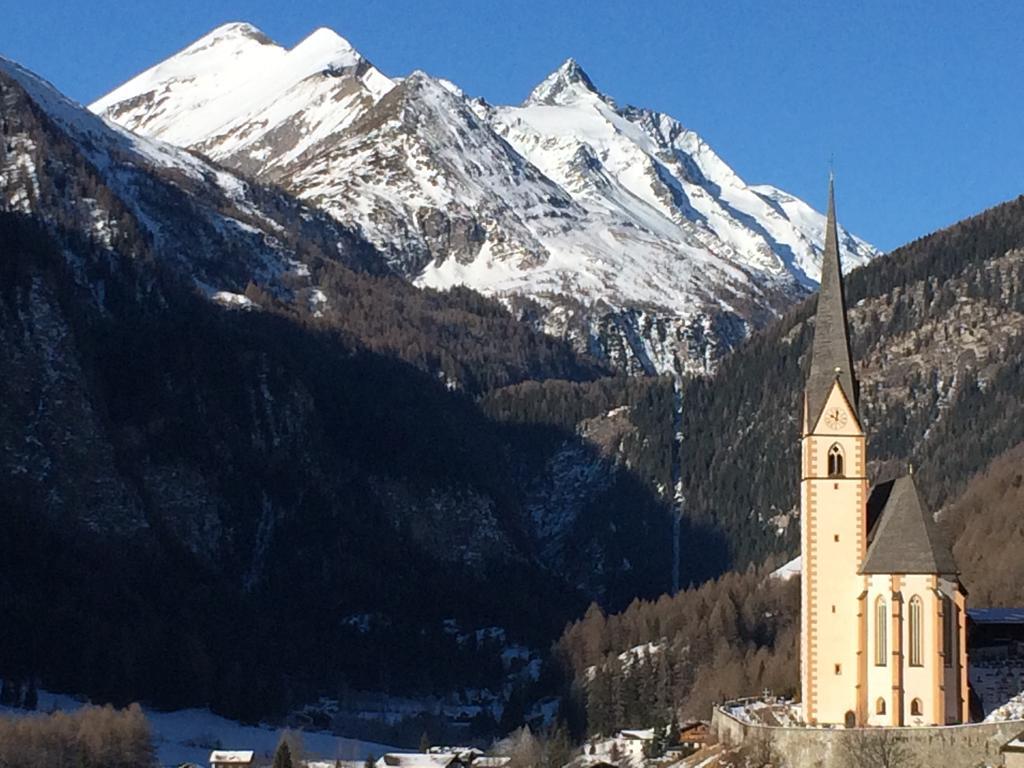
[682,196,1024,569]
[0,55,690,723]
[557,567,798,735]
[0,57,688,725]
[0,204,684,721]
[943,442,1024,607]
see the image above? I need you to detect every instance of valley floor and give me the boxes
[0,690,398,766]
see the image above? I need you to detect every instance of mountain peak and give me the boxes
[185,21,275,52]
[525,58,600,106]
[290,26,363,71]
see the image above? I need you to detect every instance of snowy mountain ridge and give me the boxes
[92,22,880,374]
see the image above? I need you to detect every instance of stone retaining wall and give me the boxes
[711,706,1024,767]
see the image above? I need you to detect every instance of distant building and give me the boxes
[375,754,467,768]
[675,721,709,750]
[615,729,654,761]
[471,758,510,768]
[799,179,968,727]
[209,751,254,768]
[969,608,1024,657]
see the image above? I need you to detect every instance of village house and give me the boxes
[209,751,254,768]
[375,753,468,768]
[615,729,654,761]
[675,722,708,751]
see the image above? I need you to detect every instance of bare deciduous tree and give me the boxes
[839,729,916,768]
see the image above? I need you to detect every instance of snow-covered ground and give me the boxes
[0,690,398,767]
[724,698,800,727]
[971,659,1024,720]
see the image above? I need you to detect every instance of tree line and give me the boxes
[0,704,154,768]
[557,566,799,736]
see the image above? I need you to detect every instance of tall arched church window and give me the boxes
[875,597,887,666]
[828,443,845,478]
[942,595,954,668]
[909,595,924,667]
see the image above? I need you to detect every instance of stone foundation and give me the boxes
[712,705,1024,767]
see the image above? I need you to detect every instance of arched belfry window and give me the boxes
[876,698,886,715]
[910,698,923,717]
[875,597,888,666]
[909,595,924,667]
[828,443,845,478]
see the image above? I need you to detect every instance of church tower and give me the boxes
[797,179,968,727]
[800,178,869,726]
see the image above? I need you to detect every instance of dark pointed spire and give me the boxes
[806,175,858,428]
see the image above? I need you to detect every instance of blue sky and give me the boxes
[2,0,1022,252]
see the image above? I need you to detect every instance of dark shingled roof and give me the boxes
[861,474,959,574]
[806,178,858,428]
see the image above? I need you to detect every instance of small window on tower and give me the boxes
[834,664,842,675]
[834,534,840,542]
[828,444,845,478]
[876,698,886,715]
[911,698,923,717]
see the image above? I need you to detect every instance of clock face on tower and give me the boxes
[824,407,848,431]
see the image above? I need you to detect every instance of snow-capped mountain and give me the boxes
[92,23,880,374]
[92,23,393,179]
[0,51,377,304]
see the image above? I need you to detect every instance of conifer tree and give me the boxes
[586,665,612,736]
[273,740,294,768]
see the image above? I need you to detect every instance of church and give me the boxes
[799,180,969,727]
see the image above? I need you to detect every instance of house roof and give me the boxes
[210,752,254,764]
[806,177,859,429]
[619,729,654,740]
[861,474,958,575]
[968,607,1024,624]
[377,754,458,768]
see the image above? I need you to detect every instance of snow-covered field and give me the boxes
[0,690,398,767]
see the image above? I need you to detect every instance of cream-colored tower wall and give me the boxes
[800,382,867,725]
